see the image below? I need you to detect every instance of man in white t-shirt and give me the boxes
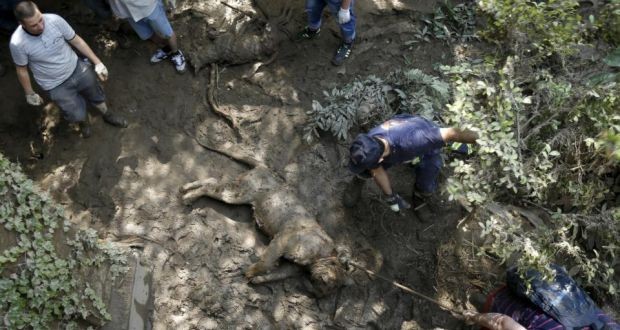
[9,1,127,138]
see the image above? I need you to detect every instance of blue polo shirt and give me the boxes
[367,114,445,169]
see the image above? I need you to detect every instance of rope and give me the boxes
[346,260,464,316]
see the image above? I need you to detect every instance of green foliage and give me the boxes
[599,1,620,46]
[440,0,619,296]
[410,1,477,44]
[478,0,582,57]
[442,57,561,205]
[0,153,128,329]
[305,69,450,142]
[603,47,620,67]
[476,206,619,295]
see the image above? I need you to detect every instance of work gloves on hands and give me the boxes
[94,63,108,81]
[25,92,43,106]
[338,7,351,24]
[386,193,411,212]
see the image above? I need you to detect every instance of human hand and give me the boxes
[386,193,411,212]
[94,63,108,81]
[25,92,43,106]
[338,7,351,24]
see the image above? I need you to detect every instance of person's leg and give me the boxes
[326,0,356,43]
[145,0,185,72]
[414,150,443,195]
[74,60,127,128]
[298,0,326,40]
[126,17,155,41]
[150,33,176,52]
[49,78,90,138]
[326,0,356,65]
[307,0,327,30]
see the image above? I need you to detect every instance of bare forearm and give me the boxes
[15,66,34,94]
[69,35,101,65]
[371,167,393,195]
[470,313,525,330]
[440,127,478,144]
[341,0,352,9]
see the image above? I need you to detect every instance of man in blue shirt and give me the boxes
[346,114,477,212]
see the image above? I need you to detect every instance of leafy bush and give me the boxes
[410,1,478,44]
[304,69,450,142]
[442,57,562,205]
[475,205,619,295]
[599,0,620,46]
[441,0,619,296]
[478,0,582,57]
[0,153,128,329]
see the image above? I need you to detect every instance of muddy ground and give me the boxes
[0,0,524,329]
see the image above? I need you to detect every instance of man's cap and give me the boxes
[348,134,383,174]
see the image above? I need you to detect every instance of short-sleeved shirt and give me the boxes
[367,114,445,169]
[9,13,78,91]
[108,0,157,22]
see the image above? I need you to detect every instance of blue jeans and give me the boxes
[305,0,356,43]
[127,0,174,40]
[414,149,443,194]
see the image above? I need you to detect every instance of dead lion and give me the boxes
[179,141,345,295]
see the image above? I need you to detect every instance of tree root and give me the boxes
[206,63,238,130]
[242,50,279,80]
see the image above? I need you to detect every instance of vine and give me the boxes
[0,153,128,329]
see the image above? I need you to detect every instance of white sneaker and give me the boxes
[170,50,186,73]
[150,48,169,63]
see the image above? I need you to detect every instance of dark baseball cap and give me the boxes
[348,134,384,174]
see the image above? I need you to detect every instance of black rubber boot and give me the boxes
[343,176,365,208]
[332,41,353,66]
[103,112,128,128]
[79,120,91,139]
[296,27,320,41]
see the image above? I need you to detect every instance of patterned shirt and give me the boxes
[490,286,619,330]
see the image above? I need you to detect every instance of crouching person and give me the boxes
[344,114,477,214]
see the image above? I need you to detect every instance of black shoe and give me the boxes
[296,27,320,41]
[343,176,365,208]
[79,121,91,138]
[103,112,128,128]
[332,41,353,66]
[412,190,441,214]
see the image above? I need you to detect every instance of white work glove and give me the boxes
[94,62,108,81]
[25,92,43,106]
[338,7,351,24]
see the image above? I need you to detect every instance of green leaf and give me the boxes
[603,47,620,67]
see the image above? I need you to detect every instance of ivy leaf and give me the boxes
[603,47,620,67]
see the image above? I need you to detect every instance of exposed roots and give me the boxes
[206,63,238,131]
